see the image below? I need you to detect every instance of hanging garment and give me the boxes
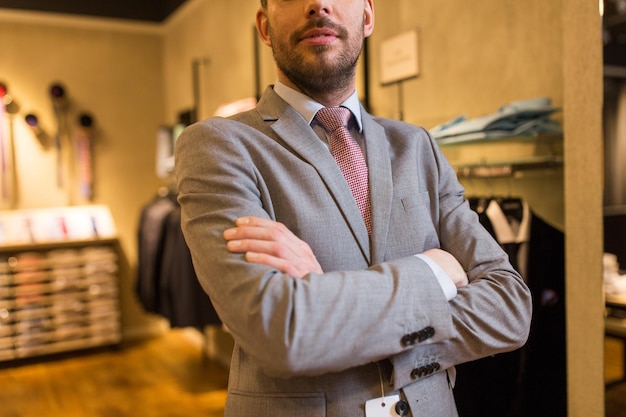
[519,212,566,417]
[159,205,221,328]
[136,192,221,329]
[136,193,177,314]
[455,197,566,417]
[485,197,531,277]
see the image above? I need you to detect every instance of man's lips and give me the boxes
[300,28,339,45]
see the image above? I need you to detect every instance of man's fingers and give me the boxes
[226,238,288,258]
[245,251,299,277]
[224,217,291,243]
[224,216,324,277]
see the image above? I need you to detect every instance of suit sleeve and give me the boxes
[387,130,532,389]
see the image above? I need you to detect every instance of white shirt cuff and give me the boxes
[415,254,458,301]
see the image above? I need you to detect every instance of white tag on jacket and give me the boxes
[365,395,402,417]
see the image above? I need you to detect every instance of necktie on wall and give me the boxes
[315,107,372,235]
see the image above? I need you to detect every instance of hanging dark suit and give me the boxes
[455,197,566,417]
[519,212,566,417]
[136,192,221,329]
[159,205,221,328]
[136,193,177,314]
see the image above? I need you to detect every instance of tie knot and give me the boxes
[315,107,351,133]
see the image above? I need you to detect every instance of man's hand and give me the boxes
[223,216,323,278]
[422,248,469,288]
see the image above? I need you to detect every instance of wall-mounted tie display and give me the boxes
[0,83,7,203]
[24,113,51,150]
[1,81,97,207]
[75,113,95,201]
[50,83,68,188]
[0,82,19,209]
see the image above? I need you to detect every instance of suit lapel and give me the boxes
[361,112,393,265]
[257,88,371,263]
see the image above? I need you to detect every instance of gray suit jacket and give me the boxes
[175,86,532,417]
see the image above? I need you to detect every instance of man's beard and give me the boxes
[269,17,362,96]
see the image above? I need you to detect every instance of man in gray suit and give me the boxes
[175,0,532,416]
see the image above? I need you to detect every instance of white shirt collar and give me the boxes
[485,199,531,244]
[273,79,363,132]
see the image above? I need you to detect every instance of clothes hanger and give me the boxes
[495,196,525,224]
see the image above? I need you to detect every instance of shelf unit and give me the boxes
[0,205,121,363]
[438,134,563,178]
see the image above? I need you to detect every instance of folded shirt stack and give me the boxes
[430,97,562,145]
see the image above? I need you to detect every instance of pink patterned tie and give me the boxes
[316,107,372,235]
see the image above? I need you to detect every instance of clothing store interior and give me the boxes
[0,0,621,416]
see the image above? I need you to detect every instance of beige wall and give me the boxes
[367,0,567,229]
[369,0,564,125]
[162,0,274,123]
[0,11,168,337]
[0,0,605,415]
[563,0,604,414]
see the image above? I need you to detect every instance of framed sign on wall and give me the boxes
[379,28,420,86]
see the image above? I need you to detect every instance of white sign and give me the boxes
[380,29,420,85]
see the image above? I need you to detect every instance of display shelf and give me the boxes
[0,205,117,246]
[0,206,121,364]
[438,134,563,177]
[436,133,562,147]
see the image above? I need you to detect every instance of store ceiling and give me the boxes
[0,0,624,66]
[0,0,189,22]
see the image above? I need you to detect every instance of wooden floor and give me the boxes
[606,336,626,417]
[0,329,229,417]
[0,330,624,417]
[606,336,624,385]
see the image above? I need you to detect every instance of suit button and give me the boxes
[417,326,435,342]
[411,362,441,379]
[395,399,410,416]
[401,332,419,347]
